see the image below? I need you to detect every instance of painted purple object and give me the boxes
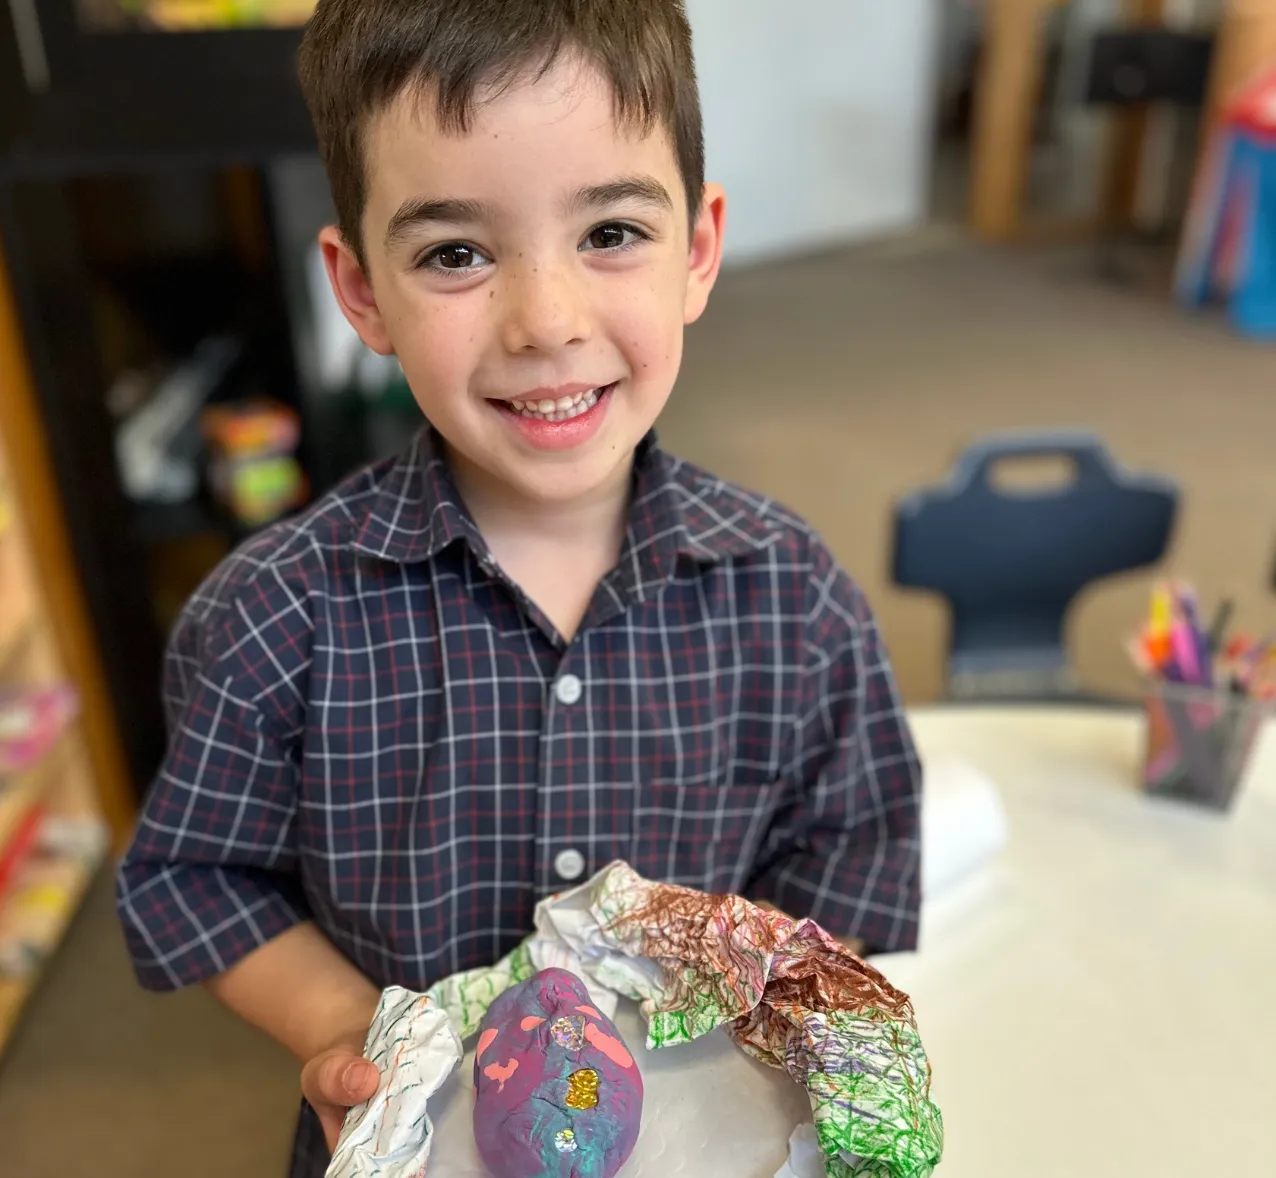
[472,968,643,1178]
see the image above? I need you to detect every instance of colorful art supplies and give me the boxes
[0,686,79,777]
[1176,69,1276,339]
[200,399,308,528]
[1128,582,1272,810]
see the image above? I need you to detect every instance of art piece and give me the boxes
[428,863,943,1178]
[326,989,463,1178]
[472,968,643,1178]
[327,861,943,1178]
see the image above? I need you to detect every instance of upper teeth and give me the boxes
[510,387,604,421]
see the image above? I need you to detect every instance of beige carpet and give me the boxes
[3,237,1275,1176]
[669,234,1276,701]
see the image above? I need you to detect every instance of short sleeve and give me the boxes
[749,545,922,953]
[116,564,313,991]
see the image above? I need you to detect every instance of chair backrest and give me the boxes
[893,431,1179,692]
[1084,29,1214,108]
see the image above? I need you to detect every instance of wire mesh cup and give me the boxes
[1143,681,1270,811]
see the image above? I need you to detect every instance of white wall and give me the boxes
[686,0,941,265]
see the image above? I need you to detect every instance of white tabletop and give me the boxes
[879,707,1276,1178]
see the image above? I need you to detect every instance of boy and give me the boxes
[116,2,922,1175]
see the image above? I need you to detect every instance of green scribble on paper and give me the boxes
[424,941,534,1040]
[797,1010,943,1178]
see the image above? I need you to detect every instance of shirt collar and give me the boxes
[352,425,779,568]
[352,427,484,564]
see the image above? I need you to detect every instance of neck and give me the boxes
[447,447,633,554]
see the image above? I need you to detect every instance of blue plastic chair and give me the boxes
[892,432,1179,699]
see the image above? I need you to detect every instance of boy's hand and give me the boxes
[201,924,384,1155]
[301,1032,380,1153]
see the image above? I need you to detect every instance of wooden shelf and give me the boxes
[0,740,65,854]
[0,848,102,1055]
[0,190,136,1064]
[0,528,34,669]
[0,615,34,672]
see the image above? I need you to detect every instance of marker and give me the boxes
[1149,583,1173,636]
[1144,632,1172,670]
[1207,599,1235,654]
[1127,637,1155,677]
[1225,634,1253,661]
[1176,589,1213,687]
[1170,620,1201,684]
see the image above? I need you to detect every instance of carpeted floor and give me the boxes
[3,236,1274,1177]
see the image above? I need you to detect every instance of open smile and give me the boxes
[485,382,617,451]
[490,383,618,423]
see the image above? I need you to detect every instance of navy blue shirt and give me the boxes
[117,427,921,1175]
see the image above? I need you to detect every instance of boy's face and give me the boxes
[322,57,725,509]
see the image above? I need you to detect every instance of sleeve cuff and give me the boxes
[116,862,310,991]
[751,843,921,955]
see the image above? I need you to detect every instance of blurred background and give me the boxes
[1,2,1275,1176]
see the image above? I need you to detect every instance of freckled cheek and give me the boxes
[603,300,681,381]
[393,296,490,391]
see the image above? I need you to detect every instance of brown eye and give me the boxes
[584,222,646,252]
[588,225,626,250]
[435,244,475,269]
[421,241,492,276]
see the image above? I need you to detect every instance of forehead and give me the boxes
[361,57,682,223]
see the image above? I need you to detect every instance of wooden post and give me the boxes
[1100,0,1169,231]
[970,0,1069,241]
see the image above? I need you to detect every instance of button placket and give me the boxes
[541,666,589,893]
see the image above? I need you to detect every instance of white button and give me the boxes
[554,674,583,706]
[554,848,586,881]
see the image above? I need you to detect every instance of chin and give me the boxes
[511,459,627,505]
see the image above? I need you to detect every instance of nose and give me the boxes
[498,255,591,354]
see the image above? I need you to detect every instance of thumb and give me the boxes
[302,1049,380,1110]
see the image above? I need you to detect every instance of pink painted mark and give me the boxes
[483,1057,520,1092]
[584,1021,635,1069]
[520,1016,546,1032]
[576,1004,603,1019]
[477,1028,500,1062]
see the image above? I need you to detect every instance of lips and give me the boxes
[495,383,617,423]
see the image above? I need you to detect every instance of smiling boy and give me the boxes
[116,3,922,1174]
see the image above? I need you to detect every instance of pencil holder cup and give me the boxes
[1142,682,1270,811]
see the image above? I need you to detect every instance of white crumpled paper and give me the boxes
[326,987,462,1178]
[327,864,941,1178]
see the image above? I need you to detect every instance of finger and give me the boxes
[302,1051,380,1109]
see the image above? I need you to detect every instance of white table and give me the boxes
[877,707,1276,1178]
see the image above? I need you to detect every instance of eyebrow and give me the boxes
[383,196,497,249]
[383,175,675,250]
[565,175,675,216]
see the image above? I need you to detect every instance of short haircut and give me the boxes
[298,0,705,268]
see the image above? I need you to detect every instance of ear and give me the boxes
[318,225,395,355]
[684,183,726,326]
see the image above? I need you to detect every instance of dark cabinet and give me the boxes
[0,8,373,794]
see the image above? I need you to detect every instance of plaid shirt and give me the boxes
[116,426,921,1177]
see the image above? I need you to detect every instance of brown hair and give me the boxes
[298,0,705,268]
